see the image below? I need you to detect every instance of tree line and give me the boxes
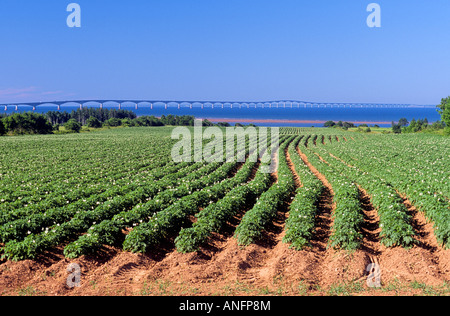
[391,97,449,134]
[0,108,237,136]
[323,121,357,130]
[391,118,446,134]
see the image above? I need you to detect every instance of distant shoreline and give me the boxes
[199,117,393,125]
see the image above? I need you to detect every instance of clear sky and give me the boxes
[0,0,449,105]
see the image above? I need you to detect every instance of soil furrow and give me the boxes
[295,146,336,287]
[231,142,300,286]
[320,149,450,286]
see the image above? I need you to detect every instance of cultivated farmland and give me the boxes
[0,127,449,296]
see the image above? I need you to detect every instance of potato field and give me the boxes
[0,127,449,295]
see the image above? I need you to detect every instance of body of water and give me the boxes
[2,105,441,127]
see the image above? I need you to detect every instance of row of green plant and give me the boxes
[0,128,178,208]
[233,136,297,246]
[173,139,286,253]
[0,158,180,227]
[62,134,264,257]
[0,161,191,244]
[319,134,449,247]
[312,140,416,248]
[121,136,283,254]
[282,136,325,250]
[1,159,219,260]
[301,135,365,251]
[63,159,235,258]
[0,159,172,213]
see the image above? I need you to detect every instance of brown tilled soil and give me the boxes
[0,147,449,296]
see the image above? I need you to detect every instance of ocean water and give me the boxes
[2,104,441,127]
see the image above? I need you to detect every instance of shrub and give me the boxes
[64,119,82,133]
[3,112,53,135]
[121,118,135,127]
[104,118,122,127]
[86,116,102,128]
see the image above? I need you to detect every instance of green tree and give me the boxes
[86,116,102,128]
[104,117,122,127]
[398,118,409,127]
[202,119,214,127]
[437,97,450,135]
[392,121,402,134]
[133,116,163,126]
[409,118,418,132]
[324,121,336,127]
[431,120,445,130]
[64,119,82,133]
[3,112,53,135]
[121,118,135,127]
[343,122,355,130]
[0,118,6,136]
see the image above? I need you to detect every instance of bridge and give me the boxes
[0,100,435,111]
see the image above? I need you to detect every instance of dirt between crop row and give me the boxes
[0,146,449,296]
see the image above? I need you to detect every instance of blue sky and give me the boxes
[0,0,449,105]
